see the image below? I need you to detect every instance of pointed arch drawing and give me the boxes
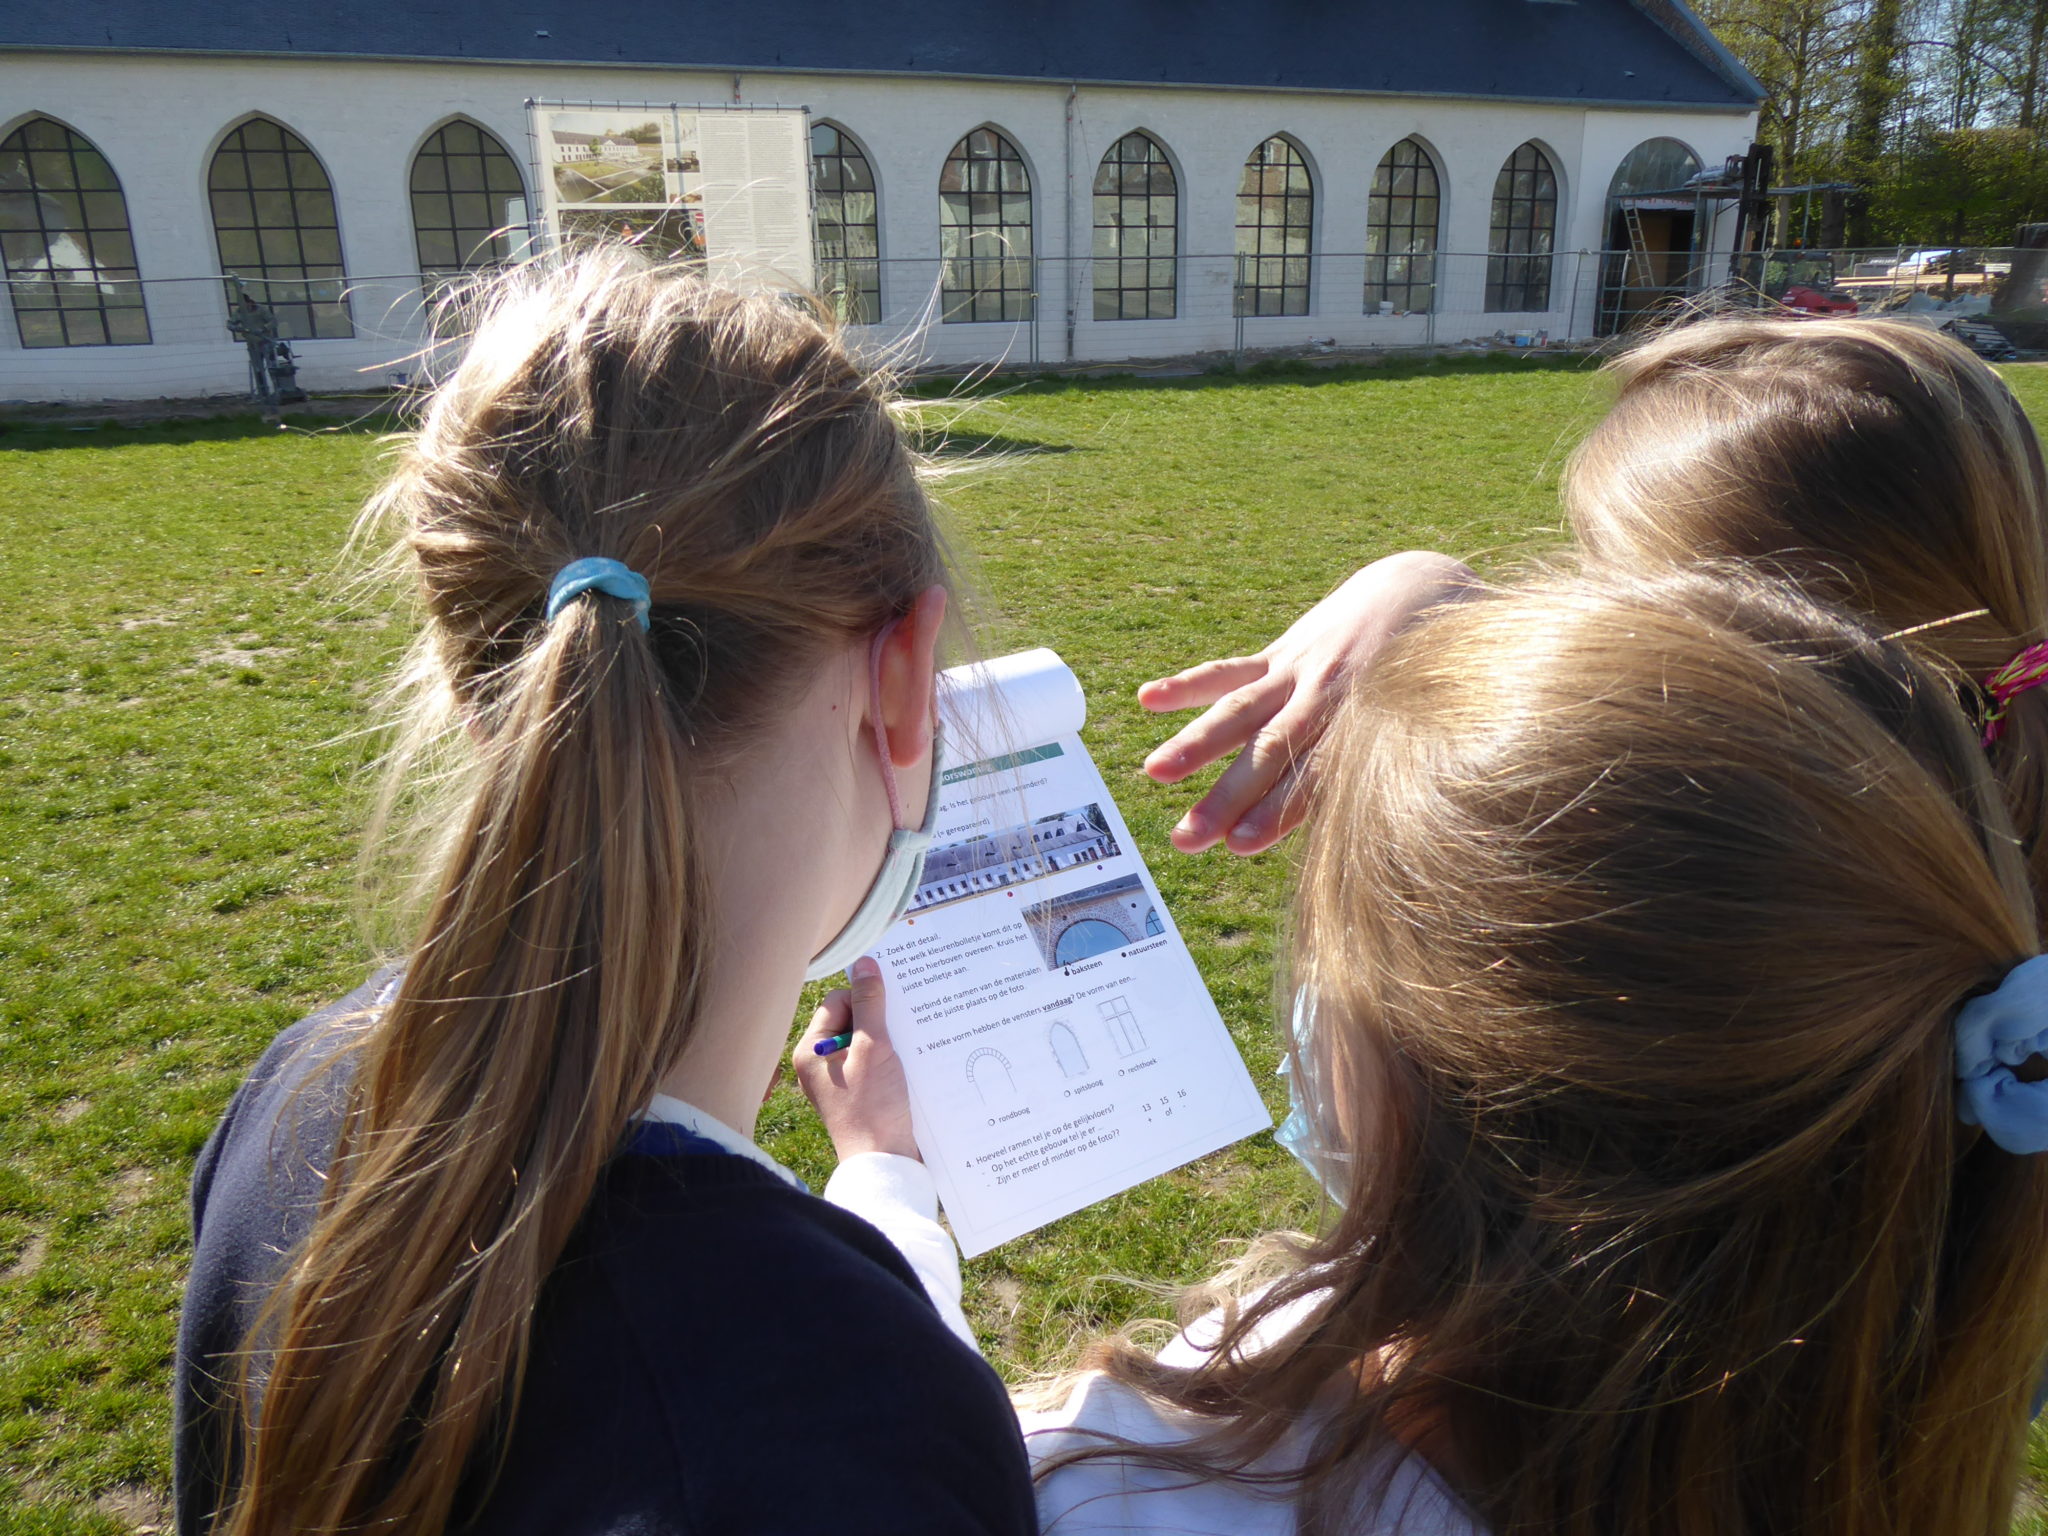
[0,116,151,348]
[1048,1021,1089,1077]
[207,115,352,339]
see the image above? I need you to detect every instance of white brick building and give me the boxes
[0,3,1761,400]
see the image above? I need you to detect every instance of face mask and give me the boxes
[1273,990,1353,1205]
[804,630,944,982]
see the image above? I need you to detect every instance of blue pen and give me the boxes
[813,1032,854,1057]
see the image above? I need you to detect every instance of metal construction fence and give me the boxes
[5,244,2046,404]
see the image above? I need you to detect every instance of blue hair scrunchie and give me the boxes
[545,557,651,632]
[1955,953,2048,1154]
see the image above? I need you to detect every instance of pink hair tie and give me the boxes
[1982,639,2048,746]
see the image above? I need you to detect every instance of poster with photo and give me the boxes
[541,110,670,208]
[531,101,814,294]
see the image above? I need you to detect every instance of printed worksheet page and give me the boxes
[868,649,1271,1257]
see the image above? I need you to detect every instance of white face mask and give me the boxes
[1273,991,1353,1205]
[804,630,944,982]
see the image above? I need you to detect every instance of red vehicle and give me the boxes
[1782,282,1858,316]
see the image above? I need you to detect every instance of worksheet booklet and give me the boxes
[866,649,1271,1257]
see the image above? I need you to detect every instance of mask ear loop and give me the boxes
[868,621,909,831]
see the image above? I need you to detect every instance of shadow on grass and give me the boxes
[913,350,1603,401]
[0,409,401,452]
[914,427,1081,460]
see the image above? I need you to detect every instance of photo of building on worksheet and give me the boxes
[867,649,1271,1258]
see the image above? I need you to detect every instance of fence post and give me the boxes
[1233,254,1245,369]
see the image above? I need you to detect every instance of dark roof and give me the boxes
[7,1,1762,109]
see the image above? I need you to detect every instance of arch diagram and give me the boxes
[1048,1020,1088,1077]
[965,1046,1016,1104]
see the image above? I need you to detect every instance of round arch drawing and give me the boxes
[964,1046,1016,1103]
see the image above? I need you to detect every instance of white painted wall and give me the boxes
[0,50,1756,400]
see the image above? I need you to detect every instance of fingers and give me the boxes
[1137,656,1269,716]
[1217,756,1311,855]
[1143,671,1291,786]
[846,956,890,1048]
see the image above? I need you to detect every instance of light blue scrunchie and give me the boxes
[1956,953,2048,1154]
[545,557,651,631]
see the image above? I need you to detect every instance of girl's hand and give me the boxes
[1139,550,1480,855]
[794,957,921,1162]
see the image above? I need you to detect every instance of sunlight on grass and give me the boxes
[7,358,2048,1529]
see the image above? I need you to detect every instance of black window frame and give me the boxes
[939,127,1034,324]
[1235,136,1314,318]
[811,121,882,326]
[208,117,353,341]
[410,119,527,295]
[1092,131,1177,322]
[1364,137,1440,316]
[1487,142,1559,313]
[0,116,151,349]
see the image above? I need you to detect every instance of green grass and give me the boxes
[7,358,2048,1532]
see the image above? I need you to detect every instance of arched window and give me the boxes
[939,127,1032,323]
[1054,918,1127,966]
[1364,138,1439,316]
[1092,131,1176,321]
[0,118,150,348]
[811,123,881,325]
[1486,142,1559,313]
[1235,136,1313,317]
[410,120,526,286]
[208,117,352,339]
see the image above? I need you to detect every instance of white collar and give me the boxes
[641,1093,807,1192]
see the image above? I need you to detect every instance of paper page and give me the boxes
[697,111,815,292]
[869,651,1271,1257]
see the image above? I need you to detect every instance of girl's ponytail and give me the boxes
[217,256,948,1535]
[1563,315,2048,913]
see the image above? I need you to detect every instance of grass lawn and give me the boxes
[8,356,2048,1532]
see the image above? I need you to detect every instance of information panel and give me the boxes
[530,101,814,293]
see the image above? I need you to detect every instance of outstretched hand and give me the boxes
[794,957,920,1162]
[1140,550,1479,855]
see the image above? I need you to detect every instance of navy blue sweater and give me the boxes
[175,974,1037,1535]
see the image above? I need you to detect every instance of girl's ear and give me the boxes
[877,584,948,767]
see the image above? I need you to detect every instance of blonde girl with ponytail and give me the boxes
[171,257,1037,1536]
[1020,567,2048,1535]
